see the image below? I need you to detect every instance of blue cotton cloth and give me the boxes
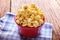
[0,12,52,40]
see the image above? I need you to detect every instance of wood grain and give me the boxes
[0,0,10,18]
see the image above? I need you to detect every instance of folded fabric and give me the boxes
[0,12,52,40]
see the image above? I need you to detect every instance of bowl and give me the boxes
[14,16,45,37]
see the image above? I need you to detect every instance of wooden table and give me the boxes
[0,0,10,18]
[0,0,60,40]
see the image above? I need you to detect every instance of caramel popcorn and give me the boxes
[16,4,44,28]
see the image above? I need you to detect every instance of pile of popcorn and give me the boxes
[15,4,44,28]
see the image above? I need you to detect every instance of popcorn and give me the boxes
[22,20,27,26]
[33,21,39,27]
[16,4,44,28]
[30,4,36,8]
[24,6,28,10]
[16,20,20,24]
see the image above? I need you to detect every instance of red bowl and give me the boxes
[14,16,45,37]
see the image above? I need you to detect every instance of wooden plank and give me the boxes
[56,0,60,6]
[11,0,60,40]
[0,0,10,18]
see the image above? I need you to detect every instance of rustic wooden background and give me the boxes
[0,0,60,40]
[0,0,10,18]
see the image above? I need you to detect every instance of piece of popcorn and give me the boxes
[30,4,36,8]
[30,14,35,19]
[19,17,23,21]
[27,22,33,27]
[33,21,39,27]
[24,5,28,9]
[16,20,20,24]
[22,20,27,27]
[39,19,43,25]
[27,18,32,22]
[35,15,41,21]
